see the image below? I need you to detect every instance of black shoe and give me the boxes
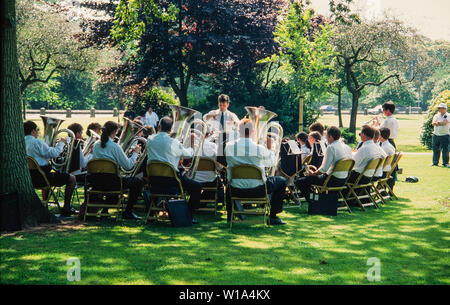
[443,164,450,168]
[60,207,78,217]
[192,218,199,225]
[122,211,142,220]
[268,217,286,225]
[431,163,438,166]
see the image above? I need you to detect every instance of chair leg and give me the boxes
[49,187,61,211]
[364,187,378,208]
[372,184,386,205]
[339,191,352,213]
[84,192,89,222]
[349,188,365,211]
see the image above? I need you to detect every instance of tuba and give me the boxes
[118,117,155,177]
[40,115,76,173]
[166,103,207,178]
[244,107,283,176]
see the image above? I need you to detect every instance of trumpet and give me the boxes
[363,115,382,126]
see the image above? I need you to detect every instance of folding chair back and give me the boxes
[322,159,355,188]
[353,158,382,185]
[26,156,60,209]
[84,159,124,221]
[195,158,221,215]
[228,164,270,229]
[377,152,402,201]
[145,161,186,223]
[196,157,217,172]
[382,154,395,173]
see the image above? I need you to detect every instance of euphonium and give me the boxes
[165,103,207,177]
[40,115,76,173]
[82,129,100,157]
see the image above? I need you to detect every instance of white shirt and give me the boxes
[146,132,193,172]
[373,143,387,177]
[92,138,138,171]
[380,140,395,172]
[225,137,276,189]
[380,115,399,139]
[144,111,159,128]
[70,139,94,175]
[25,135,65,167]
[203,109,240,133]
[432,112,449,136]
[353,140,386,177]
[318,140,353,179]
[300,143,310,161]
[193,139,219,183]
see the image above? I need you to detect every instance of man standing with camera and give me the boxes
[431,103,449,167]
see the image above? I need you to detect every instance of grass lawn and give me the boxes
[1,154,448,284]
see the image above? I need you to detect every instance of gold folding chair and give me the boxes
[311,158,355,213]
[27,156,61,211]
[84,159,127,221]
[194,157,221,215]
[345,158,383,211]
[370,155,394,205]
[145,161,187,223]
[377,152,403,201]
[228,164,271,229]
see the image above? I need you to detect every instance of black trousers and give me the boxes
[226,176,287,219]
[87,174,144,213]
[200,177,225,204]
[179,173,202,212]
[432,134,449,165]
[295,174,347,202]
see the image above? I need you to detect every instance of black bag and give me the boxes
[165,200,192,227]
[307,192,338,216]
[1,192,23,232]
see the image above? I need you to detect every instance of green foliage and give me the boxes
[131,87,179,118]
[340,128,356,144]
[420,90,450,149]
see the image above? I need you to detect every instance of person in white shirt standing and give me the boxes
[203,94,240,167]
[144,106,159,129]
[24,121,77,217]
[147,117,202,224]
[91,121,144,220]
[225,120,288,225]
[295,126,352,202]
[431,103,449,167]
[373,101,399,149]
[348,125,386,184]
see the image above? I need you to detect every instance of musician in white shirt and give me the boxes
[295,126,352,202]
[348,125,386,184]
[144,106,159,128]
[371,128,387,180]
[373,101,399,148]
[225,120,288,225]
[24,121,77,217]
[147,117,202,223]
[296,132,311,161]
[91,121,144,220]
[431,103,449,167]
[67,123,93,181]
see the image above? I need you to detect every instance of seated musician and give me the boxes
[379,127,396,188]
[193,128,225,205]
[308,131,324,168]
[348,125,386,184]
[203,94,240,166]
[225,120,288,225]
[86,122,101,138]
[296,132,311,160]
[371,128,387,181]
[295,126,352,202]
[309,122,328,146]
[67,123,93,183]
[91,121,144,220]
[24,121,77,217]
[146,117,202,225]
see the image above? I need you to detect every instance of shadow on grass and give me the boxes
[1,196,448,285]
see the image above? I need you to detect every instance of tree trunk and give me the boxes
[179,86,188,108]
[0,0,57,227]
[337,86,343,128]
[349,91,360,134]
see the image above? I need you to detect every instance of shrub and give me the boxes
[129,87,178,118]
[341,128,356,144]
[420,90,450,149]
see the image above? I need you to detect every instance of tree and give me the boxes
[111,0,286,107]
[332,18,419,133]
[1,0,57,226]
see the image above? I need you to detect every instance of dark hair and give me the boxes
[379,127,390,140]
[139,110,146,117]
[309,122,324,135]
[296,132,311,149]
[159,116,173,132]
[326,126,341,141]
[68,123,83,135]
[218,94,230,104]
[361,125,375,139]
[24,121,37,135]
[101,121,119,148]
[382,101,396,114]
[309,131,322,142]
[86,122,101,137]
